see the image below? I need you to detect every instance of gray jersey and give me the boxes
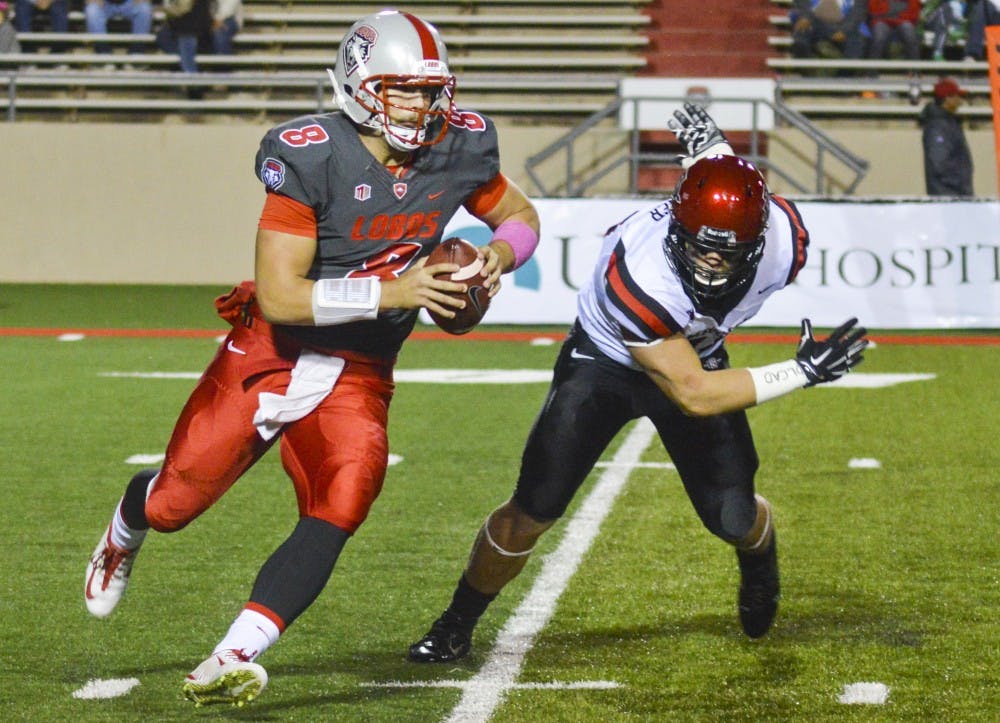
[577,195,809,369]
[255,110,501,357]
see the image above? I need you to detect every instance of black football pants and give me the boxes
[513,322,760,543]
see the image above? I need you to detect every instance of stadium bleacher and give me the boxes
[764,1,991,121]
[0,1,653,122]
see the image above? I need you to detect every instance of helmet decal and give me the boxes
[343,24,377,78]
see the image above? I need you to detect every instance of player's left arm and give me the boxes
[630,317,868,417]
[630,335,758,417]
[466,174,540,294]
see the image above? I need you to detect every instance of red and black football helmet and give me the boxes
[665,155,769,307]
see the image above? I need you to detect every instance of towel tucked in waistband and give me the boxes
[252,349,345,441]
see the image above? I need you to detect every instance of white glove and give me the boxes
[667,102,734,168]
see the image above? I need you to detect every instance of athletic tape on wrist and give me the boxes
[311,277,380,326]
[748,359,808,404]
[681,141,735,169]
[491,220,538,270]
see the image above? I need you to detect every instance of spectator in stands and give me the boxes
[156,0,240,74]
[867,0,922,60]
[789,0,869,60]
[963,0,1000,60]
[13,0,69,53]
[210,0,241,57]
[923,1,969,60]
[920,77,973,196]
[0,2,20,54]
[84,0,153,56]
[157,0,211,74]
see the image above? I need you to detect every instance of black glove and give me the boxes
[794,317,869,386]
[667,102,730,161]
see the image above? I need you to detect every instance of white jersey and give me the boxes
[577,195,809,370]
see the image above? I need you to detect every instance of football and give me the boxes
[426,237,491,335]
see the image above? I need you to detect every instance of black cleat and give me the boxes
[408,611,473,663]
[737,533,780,639]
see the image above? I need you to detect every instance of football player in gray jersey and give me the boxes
[409,104,868,663]
[83,10,539,707]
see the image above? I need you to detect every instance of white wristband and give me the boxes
[681,141,734,168]
[311,277,381,326]
[748,359,808,404]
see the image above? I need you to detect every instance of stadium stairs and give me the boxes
[634,0,775,192]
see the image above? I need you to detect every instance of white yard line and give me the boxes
[838,682,890,705]
[444,418,658,723]
[365,680,620,690]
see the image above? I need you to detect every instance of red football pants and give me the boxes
[145,319,395,535]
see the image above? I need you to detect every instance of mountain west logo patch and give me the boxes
[393,182,408,199]
[343,24,377,77]
[260,157,286,190]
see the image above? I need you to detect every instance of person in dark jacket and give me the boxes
[157,0,212,74]
[920,77,974,197]
[790,0,869,59]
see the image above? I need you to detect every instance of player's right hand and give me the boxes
[380,257,466,315]
[794,317,869,386]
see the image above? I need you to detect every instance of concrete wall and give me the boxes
[1,120,996,284]
[3,123,266,284]
[0,121,587,284]
[768,124,998,199]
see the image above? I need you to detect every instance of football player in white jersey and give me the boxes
[83,10,539,707]
[409,104,868,663]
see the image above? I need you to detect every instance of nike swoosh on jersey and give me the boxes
[570,348,595,360]
[427,190,445,200]
[227,340,247,355]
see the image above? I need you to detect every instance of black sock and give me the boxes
[119,468,158,530]
[249,517,350,627]
[446,574,497,626]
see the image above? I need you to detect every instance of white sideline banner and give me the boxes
[442,200,1000,329]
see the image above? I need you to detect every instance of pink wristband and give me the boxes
[491,220,538,270]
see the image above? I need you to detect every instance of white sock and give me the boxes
[213,608,281,661]
[108,503,148,551]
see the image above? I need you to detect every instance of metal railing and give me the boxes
[0,70,332,122]
[524,94,870,197]
[0,67,618,122]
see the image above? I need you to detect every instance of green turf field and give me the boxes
[1,284,997,721]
